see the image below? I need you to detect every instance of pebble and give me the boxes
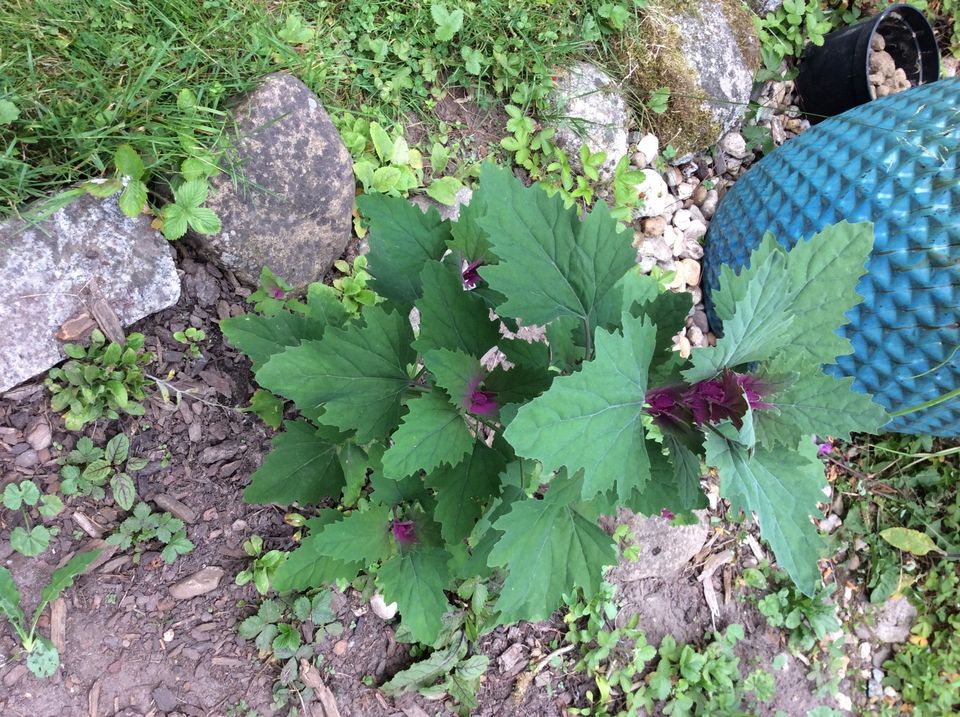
[636,133,659,163]
[634,171,671,217]
[168,567,225,600]
[498,643,526,674]
[835,693,853,712]
[673,334,692,359]
[687,326,705,347]
[25,420,52,451]
[683,220,707,242]
[690,310,710,333]
[370,593,398,620]
[13,449,38,468]
[662,167,682,188]
[691,184,707,205]
[676,258,701,287]
[820,514,843,533]
[631,151,649,168]
[152,686,179,712]
[688,204,706,225]
[672,209,692,231]
[859,642,871,660]
[2,665,27,687]
[700,190,719,218]
[641,216,666,237]
[675,181,695,201]
[641,236,673,263]
[333,640,348,656]
[719,131,747,158]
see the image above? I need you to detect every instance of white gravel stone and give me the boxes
[672,209,693,231]
[371,593,398,620]
[634,171,671,217]
[636,134,659,164]
[700,189,719,218]
[719,131,748,158]
[676,181,695,201]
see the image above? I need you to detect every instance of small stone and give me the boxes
[719,131,747,158]
[641,216,667,237]
[370,592,398,620]
[692,184,708,205]
[153,494,197,524]
[665,226,685,256]
[871,33,885,52]
[674,334,692,359]
[688,326,705,347]
[873,645,891,667]
[168,567,225,600]
[498,643,526,674]
[675,181,695,201]
[872,597,918,643]
[163,629,175,643]
[700,190,719,218]
[631,151,649,168]
[663,167,682,188]
[2,664,27,687]
[12,448,38,468]
[672,209,693,231]
[676,258,701,287]
[688,204,706,225]
[859,642,871,660]
[820,514,842,533]
[835,693,853,712]
[187,422,202,443]
[883,686,898,699]
[25,420,52,452]
[333,640,348,656]
[231,519,248,532]
[640,236,673,264]
[690,310,710,333]
[683,220,708,242]
[636,134,659,164]
[680,238,704,260]
[634,171,671,217]
[152,686,178,712]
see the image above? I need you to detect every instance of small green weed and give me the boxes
[331,256,378,316]
[105,502,194,564]
[753,0,834,80]
[235,535,287,595]
[57,434,147,511]
[0,550,100,678]
[2,480,63,557]
[46,330,152,431]
[173,327,207,359]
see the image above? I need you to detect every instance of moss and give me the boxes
[721,0,761,71]
[611,4,721,155]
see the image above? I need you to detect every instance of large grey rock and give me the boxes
[549,62,629,180]
[199,72,354,289]
[0,194,180,393]
[670,0,760,147]
[607,510,710,581]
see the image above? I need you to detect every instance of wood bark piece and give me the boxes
[49,598,66,654]
[83,279,124,344]
[300,659,342,717]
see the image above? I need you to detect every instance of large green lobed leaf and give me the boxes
[476,164,635,331]
[256,306,415,443]
[382,392,474,479]
[377,547,453,644]
[505,314,657,500]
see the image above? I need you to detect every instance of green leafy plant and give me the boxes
[743,565,841,654]
[238,590,343,710]
[173,327,206,359]
[46,330,153,431]
[753,0,834,80]
[220,163,887,645]
[3,480,63,557]
[880,562,960,717]
[160,178,221,240]
[105,502,194,564]
[381,578,495,714]
[331,256,379,315]
[57,434,147,511]
[235,535,288,595]
[0,550,100,677]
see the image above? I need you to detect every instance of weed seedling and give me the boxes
[58,434,147,511]
[2,480,63,557]
[235,535,287,595]
[46,330,153,430]
[0,550,100,677]
[105,502,194,564]
[173,327,206,359]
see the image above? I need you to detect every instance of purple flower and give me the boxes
[271,287,284,300]
[660,508,675,520]
[391,519,416,545]
[645,370,772,431]
[462,258,484,290]
[817,441,833,456]
[465,375,498,416]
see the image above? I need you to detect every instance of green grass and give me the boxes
[0,0,630,217]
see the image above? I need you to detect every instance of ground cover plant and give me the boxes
[0,0,633,217]
[220,163,888,654]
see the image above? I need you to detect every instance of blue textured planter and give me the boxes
[703,78,960,436]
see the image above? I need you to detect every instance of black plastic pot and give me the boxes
[795,4,939,122]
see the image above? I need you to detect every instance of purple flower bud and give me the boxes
[271,287,284,300]
[817,441,833,456]
[462,258,484,290]
[660,508,675,520]
[468,389,498,415]
[391,519,416,545]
